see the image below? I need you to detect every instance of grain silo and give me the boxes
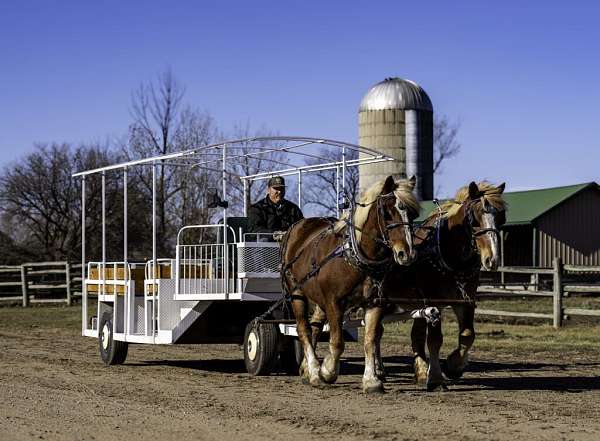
[358,77,434,200]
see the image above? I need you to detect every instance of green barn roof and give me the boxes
[417,182,597,226]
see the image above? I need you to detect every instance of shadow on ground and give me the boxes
[129,355,600,392]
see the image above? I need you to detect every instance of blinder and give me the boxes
[375,192,414,249]
[465,198,502,241]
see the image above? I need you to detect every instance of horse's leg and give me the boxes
[310,305,326,349]
[446,304,476,379]
[411,318,428,386]
[425,319,446,391]
[319,301,344,384]
[374,318,386,381]
[291,294,322,387]
[362,306,385,393]
[299,305,326,379]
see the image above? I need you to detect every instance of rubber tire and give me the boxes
[98,312,128,365]
[243,321,278,376]
[280,338,304,375]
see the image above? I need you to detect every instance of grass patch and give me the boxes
[1,303,598,359]
[477,295,600,314]
[0,304,85,332]
[381,316,600,358]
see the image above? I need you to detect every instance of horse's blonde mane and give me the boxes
[435,181,506,219]
[334,178,419,242]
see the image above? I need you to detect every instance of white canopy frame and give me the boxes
[73,136,394,338]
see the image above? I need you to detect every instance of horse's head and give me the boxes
[463,181,506,271]
[374,175,420,265]
[439,181,507,271]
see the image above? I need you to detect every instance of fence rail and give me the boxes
[0,262,82,306]
[3,258,599,327]
[477,257,600,328]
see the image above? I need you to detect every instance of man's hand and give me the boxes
[272,231,286,242]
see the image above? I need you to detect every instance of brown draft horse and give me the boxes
[280,176,420,388]
[367,181,507,391]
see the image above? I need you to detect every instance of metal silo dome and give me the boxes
[359,78,433,112]
[358,77,434,200]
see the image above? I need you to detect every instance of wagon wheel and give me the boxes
[98,312,128,365]
[279,337,304,375]
[243,321,278,376]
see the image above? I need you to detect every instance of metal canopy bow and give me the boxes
[74,136,394,336]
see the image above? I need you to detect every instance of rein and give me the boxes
[282,191,414,297]
[353,191,413,249]
[410,197,501,304]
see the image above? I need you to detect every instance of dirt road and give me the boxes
[1,306,599,441]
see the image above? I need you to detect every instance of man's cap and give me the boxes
[267,176,286,188]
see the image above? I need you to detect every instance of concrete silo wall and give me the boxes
[358,108,406,193]
[357,78,434,200]
[405,110,433,200]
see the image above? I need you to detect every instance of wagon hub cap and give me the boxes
[101,323,110,350]
[247,331,259,361]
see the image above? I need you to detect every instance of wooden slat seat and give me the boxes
[87,264,145,296]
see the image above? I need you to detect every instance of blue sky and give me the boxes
[0,1,598,196]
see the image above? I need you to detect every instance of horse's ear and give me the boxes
[407,175,416,190]
[497,182,506,194]
[468,181,479,199]
[382,176,395,194]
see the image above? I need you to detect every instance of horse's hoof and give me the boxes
[299,360,308,378]
[443,365,464,381]
[309,376,325,388]
[362,380,385,394]
[320,373,338,384]
[414,374,427,386]
[413,357,428,386]
[319,366,338,384]
[445,351,467,380]
[426,381,448,392]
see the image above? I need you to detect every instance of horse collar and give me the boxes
[342,201,392,277]
[429,213,479,277]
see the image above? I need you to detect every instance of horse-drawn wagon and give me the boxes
[75,137,394,375]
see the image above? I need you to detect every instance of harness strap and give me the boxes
[289,244,344,293]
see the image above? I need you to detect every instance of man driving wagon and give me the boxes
[247,176,303,241]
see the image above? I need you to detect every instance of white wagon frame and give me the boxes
[74,136,394,373]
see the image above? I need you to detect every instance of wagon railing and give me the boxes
[175,225,237,298]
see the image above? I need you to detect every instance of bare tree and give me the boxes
[125,69,218,253]
[0,143,125,262]
[302,148,359,217]
[433,114,461,175]
[224,123,287,216]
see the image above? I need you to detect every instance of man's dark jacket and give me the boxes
[247,196,303,234]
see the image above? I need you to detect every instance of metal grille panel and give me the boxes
[237,245,280,274]
[133,300,145,335]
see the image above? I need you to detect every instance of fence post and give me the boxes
[65,262,72,306]
[553,257,563,329]
[21,265,29,307]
